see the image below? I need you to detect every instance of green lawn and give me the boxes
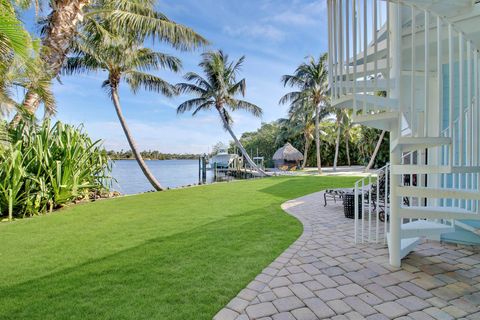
[0,176,358,320]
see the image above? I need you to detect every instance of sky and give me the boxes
[23,0,329,154]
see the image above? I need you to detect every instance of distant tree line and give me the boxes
[228,120,389,169]
[106,150,201,161]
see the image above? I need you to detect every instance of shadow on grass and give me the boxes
[259,176,358,199]
[0,207,302,320]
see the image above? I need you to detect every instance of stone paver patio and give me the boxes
[213,191,480,320]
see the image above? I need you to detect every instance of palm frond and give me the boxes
[192,101,214,116]
[175,82,207,96]
[125,71,176,96]
[177,98,209,114]
[133,49,182,73]
[229,99,262,118]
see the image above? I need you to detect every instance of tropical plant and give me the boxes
[366,130,387,171]
[333,109,354,170]
[0,0,54,117]
[341,109,353,166]
[0,120,111,219]
[287,100,330,169]
[11,0,208,123]
[176,50,267,176]
[280,53,329,174]
[232,122,282,168]
[0,0,32,67]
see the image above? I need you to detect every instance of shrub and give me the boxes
[0,120,112,218]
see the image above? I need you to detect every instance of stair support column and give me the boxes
[389,2,402,267]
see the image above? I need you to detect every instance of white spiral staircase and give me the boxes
[327,0,480,266]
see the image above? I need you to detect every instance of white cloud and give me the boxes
[266,0,327,27]
[269,11,316,26]
[80,111,261,154]
[223,24,285,42]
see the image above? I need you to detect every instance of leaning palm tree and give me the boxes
[11,0,208,124]
[366,130,387,171]
[280,54,329,174]
[176,50,267,176]
[64,36,182,191]
[341,109,353,167]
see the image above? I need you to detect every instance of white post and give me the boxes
[339,0,344,96]
[355,180,359,243]
[353,0,357,111]
[328,0,333,96]
[424,10,430,137]
[363,0,367,113]
[411,6,416,134]
[448,24,454,167]
[346,0,350,92]
[389,2,402,267]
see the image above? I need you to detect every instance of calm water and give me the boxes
[111,160,214,195]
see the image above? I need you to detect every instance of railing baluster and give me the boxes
[386,1,390,99]
[448,24,454,167]
[334,0,338,99]
[353,0,357,111]
[467,40,472,210]
[368,175,372,242]
[424,10,429,137]
[363,0,367,113]
[376,170,380,243]
[475,50,479,212]
[373,0,378,90]
[459,33,464,168]
[339,0,344,96]
[436,16,442,208]
[355,180,359,243]
[385,165,389,244]
[346,0,350,93]
[328,0,333,98]
[411,6,416,134]
[362,179,365,243]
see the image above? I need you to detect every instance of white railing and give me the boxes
[354,163,389,244]
[328,0,391,115]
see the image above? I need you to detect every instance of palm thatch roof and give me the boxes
[272,143,304,161]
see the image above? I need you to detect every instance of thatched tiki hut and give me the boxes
[272,143,304,170]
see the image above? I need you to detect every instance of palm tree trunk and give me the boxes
[365,130,386,171]
[301,135,311,170]
[315,103,322,174]
[218,109,267,176]
[333,114,343,172]
[111,88,164,191]
[10,0,90,125]
[345,135,351,167]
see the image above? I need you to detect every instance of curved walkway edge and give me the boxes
[213,191,480,320]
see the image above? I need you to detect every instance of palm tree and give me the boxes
[332,109,343,171]
[64,35,183,191]
[0,1,54,119]
[341,109,353,167]
[366,130,386,171]
[176,50,267,176]
[287,100,330,169]
[280,54,329,174]
[0,0,31,69]
[11,0,208,124]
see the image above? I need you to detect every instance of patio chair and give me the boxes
[324,189,349,206]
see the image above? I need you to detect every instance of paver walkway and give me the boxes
[214,191,480,320]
